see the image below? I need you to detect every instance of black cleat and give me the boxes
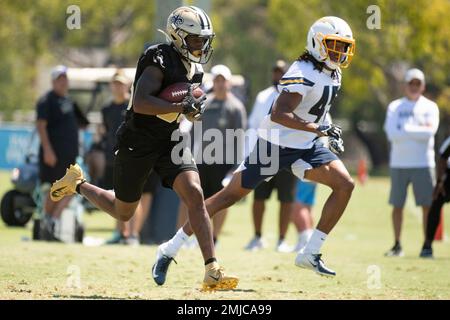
[152,246,177,286]
[419,247,433,259]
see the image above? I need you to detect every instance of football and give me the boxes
[158,82,204,103]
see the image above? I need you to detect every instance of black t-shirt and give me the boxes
[118,43,203,146]
[101,101,128,163]
[36,90,79,160]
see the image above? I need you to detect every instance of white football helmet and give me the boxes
[306,16,355,69]
[166,6,215,64]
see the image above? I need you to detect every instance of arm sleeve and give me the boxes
[402,104,439,141]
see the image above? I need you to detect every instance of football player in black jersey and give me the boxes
[50,6,238,291]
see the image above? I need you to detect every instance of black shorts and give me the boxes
[113,129,197,203]
[39,155,76,184]
[197,164,234,199]
[254,169,298,203]
[102,163,160,194]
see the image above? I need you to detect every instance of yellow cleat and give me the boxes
[201,262,239,292]
[50,164,84,202]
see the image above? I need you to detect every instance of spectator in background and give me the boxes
[244,60,298,253]
[36,65,80,241]
[100,70,158,246]
[291,180,316,252]
[384,68,439,257]
[420,135,450,258]
[178,64,247,246]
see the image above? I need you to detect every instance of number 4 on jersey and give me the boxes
[309,86,339,123]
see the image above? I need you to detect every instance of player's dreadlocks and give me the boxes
[298,51,338,79]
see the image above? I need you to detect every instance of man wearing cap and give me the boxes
[384,68,440,257]
[244,60,299,253]
[100,70,158,246]
[36,65,80,240]
[178,64,247,245]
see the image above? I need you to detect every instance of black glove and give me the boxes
[329,137,345,155]
[317,124,342,140]
[185,103,206,121]
[181,85,207,117]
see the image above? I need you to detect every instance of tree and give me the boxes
[211,0,280,106]
[0,0,155,118]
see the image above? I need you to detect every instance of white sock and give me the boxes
[161,228,189,257]
[303,229,327,254]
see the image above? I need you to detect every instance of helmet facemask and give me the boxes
[306,16,356,70]
[177,30,214,64]
[322,35,355,69]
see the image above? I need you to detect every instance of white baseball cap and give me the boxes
[211,64,232,81]
[111,70,130,85]
[51,65,68,80]
[404,68,425,83]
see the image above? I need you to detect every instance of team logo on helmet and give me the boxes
[170,14,184,27]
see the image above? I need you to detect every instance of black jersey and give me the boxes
[122,43,203,140]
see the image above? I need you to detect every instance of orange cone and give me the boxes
[357,159,368,185]
[434,209,444,241]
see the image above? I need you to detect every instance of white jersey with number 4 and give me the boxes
[258,60,341,149]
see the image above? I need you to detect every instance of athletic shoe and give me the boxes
[384,244,404,257]
[244,236,265,251]
[419,247,433,259]
[40,216,61,242]
[105,231,126,245]
[152,244,177,286]
[276,240,293,253]
[50,164,85,201]
[202,262,239,291]
[295,252,336,277]
[126,235,140,246]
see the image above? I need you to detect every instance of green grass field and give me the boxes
[0,170,449,300]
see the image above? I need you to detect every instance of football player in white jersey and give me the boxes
[153,16,355,280]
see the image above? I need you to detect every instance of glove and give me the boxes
[185,103,206,122]
[329,137,345,155]
[181,85,207,119]
[317,124,342,140]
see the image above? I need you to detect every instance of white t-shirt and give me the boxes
[258,60,339,149]
[384,96,439,168]
[246,85,279,155]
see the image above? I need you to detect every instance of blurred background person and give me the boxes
[244,60,298,253]
[177,64,247,246]
[36,65,80,241]
[384,68,439,257]
[98,70,158,245]
[420,135,450,258]
[292,180,316,252]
